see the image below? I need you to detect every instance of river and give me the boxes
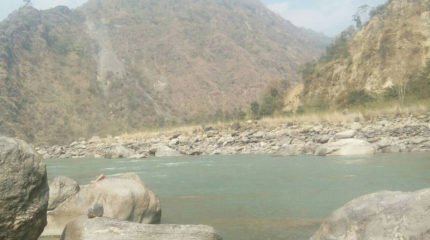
[46,153,430,240]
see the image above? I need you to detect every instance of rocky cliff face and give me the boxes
[301,0,430,105]
[0,0,327,145]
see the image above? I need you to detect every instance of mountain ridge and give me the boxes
[298,0,430,108]
[0,0,328,144]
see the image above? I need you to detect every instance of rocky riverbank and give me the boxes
[37,113,430,159]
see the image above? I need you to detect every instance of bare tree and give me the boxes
[397,82,407,106]
[352,14,362,29]
[353,5,371,29]
[23,0,32,7]
[396,73,412,107]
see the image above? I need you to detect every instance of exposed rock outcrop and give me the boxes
[0,137,49,240]
[61,217,222,240]
[311,188,430,240]
[42,173,161,237]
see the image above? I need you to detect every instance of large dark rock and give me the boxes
[61,217,222,240]
[42,173,161,236]
[311,189,430,240]
[0,137,49,240]
[48,176,80,210]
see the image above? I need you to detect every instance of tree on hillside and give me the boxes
[250,101,260,118]
[353,5,370,29]
[23,0,32,7]
[321,26,355,62]
[352,15,362,29]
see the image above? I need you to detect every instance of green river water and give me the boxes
[46,153,430,240]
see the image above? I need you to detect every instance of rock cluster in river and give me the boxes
[42,173,161,237]
[37,114,430,159]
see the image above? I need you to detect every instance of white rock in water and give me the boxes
[316,139,375,156]
[154,144,182,157]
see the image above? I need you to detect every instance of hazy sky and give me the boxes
[0,0,387,36]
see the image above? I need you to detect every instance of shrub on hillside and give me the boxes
[383,86,398,100]
[259,88,284,116]
[369,1,391,18]
[408,61,430,99]
[347,90,374,106]
[296,106,305,114]
[250,101,260,118]
[337,90,374,107]
[249,79,288,118]
[320,26,355,63]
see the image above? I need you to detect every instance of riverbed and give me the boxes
[47,153,430,240]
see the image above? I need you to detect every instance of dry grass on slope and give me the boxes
[113,100,430,143]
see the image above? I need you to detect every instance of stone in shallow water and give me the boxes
[154,144,182,157]
[0,137,49,240]
[104,145,133,159]
[315,139,375,156]
[311,188,430,240]
[61,217,223,240]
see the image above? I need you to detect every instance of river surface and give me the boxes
[46,153,430,240]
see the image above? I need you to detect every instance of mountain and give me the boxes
[299,0,430,107]
[0,0,327,145]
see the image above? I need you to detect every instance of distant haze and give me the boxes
[265,0,388,36]
[1,0,387,36]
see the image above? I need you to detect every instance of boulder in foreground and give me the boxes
[311,189,430,240]
[61,217,222,240]
[43,173,161,236]
[0,137,49,240]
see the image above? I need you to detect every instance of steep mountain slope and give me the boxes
[0,0,327,144]
[0,7,102,144]
[300,0,430,106]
